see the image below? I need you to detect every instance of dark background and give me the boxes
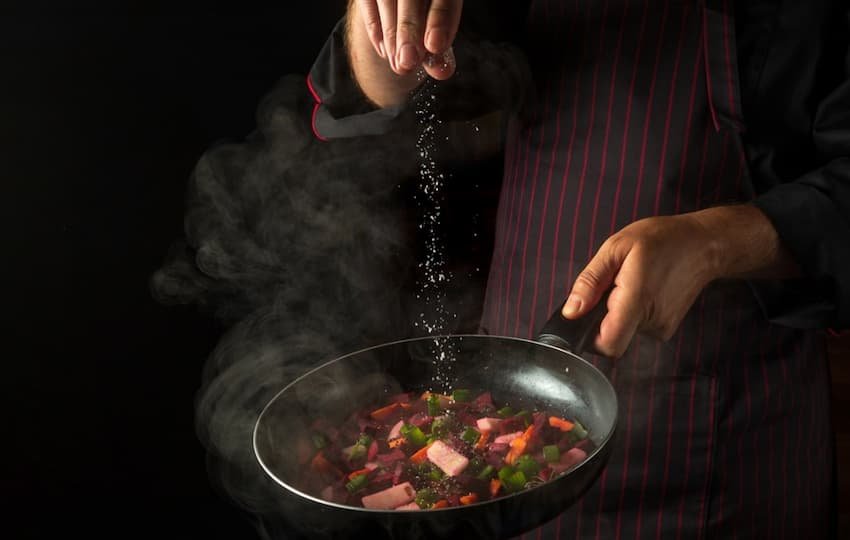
[3,2,346,538]
[4,3,850,539]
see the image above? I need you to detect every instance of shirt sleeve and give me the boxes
[742,0,850,330]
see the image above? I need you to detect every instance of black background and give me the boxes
[3,2,346,538]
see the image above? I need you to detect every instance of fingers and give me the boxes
[562,238,622,320]
[376,0,399,70]
[395,0,426,72]
[592,282,644,358]
[423,46,456,80]
[356,0,386,58]
[425,0,463,54]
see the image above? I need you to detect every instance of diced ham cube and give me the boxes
[476,417,502,432]
[394,501,421,511]
[361,482,417,510]
[561,447,588,468]
[550,448,589,475]
[388,419,404,440]
[364,462,380,471]
[494,431,523,445]
[426,440,469,477]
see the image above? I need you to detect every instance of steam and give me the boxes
[151,31,533,539]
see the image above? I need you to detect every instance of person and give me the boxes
[301,0,850,538]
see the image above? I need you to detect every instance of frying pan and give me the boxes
[253,296,617,539]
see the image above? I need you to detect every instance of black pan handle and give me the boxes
[536,287,612,355]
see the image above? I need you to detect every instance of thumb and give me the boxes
[562,241,621,319]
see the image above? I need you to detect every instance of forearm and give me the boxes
[689,204,801,281]
[346,1,422,108]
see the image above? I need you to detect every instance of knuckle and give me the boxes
[575,269,602,290]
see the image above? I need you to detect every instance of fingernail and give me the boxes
[378,41,386,58]
[398,43,419,70]
[425,29,446,53]
[563,295,582,318]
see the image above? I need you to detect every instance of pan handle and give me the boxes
[536,287,612,355]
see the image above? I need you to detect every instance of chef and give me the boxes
[304,0,850,537]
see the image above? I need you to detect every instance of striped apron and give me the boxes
[479,0,835,538]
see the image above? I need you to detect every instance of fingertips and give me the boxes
[425,0,463,54]
[423,47,456,80]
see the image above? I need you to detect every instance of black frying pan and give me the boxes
[253,296,617,539]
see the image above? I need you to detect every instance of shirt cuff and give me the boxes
[307,18,406,140]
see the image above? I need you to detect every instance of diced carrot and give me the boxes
[409,442,433,464]
[388,437,406,449]
[459,493,479,505]
[505,426,534,465]
[489,479,502,497]
[348,468,370,480]
[549,416,575,432]
[311,451,343,477]
[370,402,400,421]
[432,499,449,509]
[474,430,490,451]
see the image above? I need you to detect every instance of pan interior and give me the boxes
[253,335,617,503]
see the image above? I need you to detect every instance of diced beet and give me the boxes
[573,439,591,451]
[296,437,314,465]
[488,442,509,454]
[408,413,432,428]
[498,417,523,434]
[376,449,406,464]
[456,411,479,427]
[494,431,523,445]
[367,440,379,461]
[473,392,494,408]
[427,440,470,477]
[551,447,589,475]
[361,482,416,510]
[389,392,413,404]
[371,470,395,485]
[392,462,404,485]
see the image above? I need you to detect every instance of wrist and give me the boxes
[687,204,800,281]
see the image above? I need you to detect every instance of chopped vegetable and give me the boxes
[414,487,438,508]
[451,389,473,403]
[345,473,369,493]
[543,444,561,463]
[497,406,514,418]
[409,443,433,464]
[549,416,575,432]
[515,454,540,478]
[400,424,428,447]
[476,465,495,480]
[299,387,593,510]
[370,402,400,421]
[311,433,328,449]
[461,426,481,445]
[489,478,502,497]
[427,394,441,416]
[503,470,528,492]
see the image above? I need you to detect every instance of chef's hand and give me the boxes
[561,205,799,358]
[353,0,462,80]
